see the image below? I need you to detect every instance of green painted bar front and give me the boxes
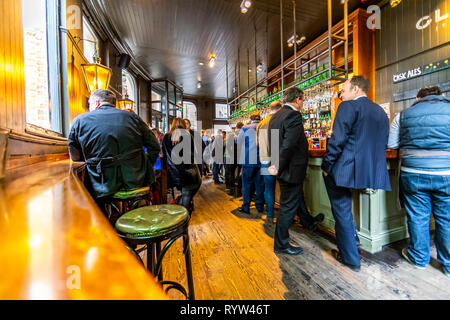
[275,151,434,254]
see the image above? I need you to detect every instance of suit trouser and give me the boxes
[323,173,361,267]
[297,184,315,228]
[274,180,304,250]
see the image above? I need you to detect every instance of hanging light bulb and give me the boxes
[243,0,252,8]
[209,55,216,68]
[241,6,248,14]
[197,82,202,89]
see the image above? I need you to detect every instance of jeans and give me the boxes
[261,164,276,219]
[241,166,264,212]
[179,182,202,213]
[400,172,450,271]
[212,162,223,183]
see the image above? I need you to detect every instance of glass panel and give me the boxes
[83,17,98,64]
[215,103,229,119]
[122,70,136,112]
[176,88,183,105]
[167,82,175,104]
[22,0,51,129]
[151,90,161,111]
[182,101,197,130]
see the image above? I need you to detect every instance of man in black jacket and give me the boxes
[68,89,160,210]
[268,87,322,255]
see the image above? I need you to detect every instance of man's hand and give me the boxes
[268,165,278,176]
[322,171,328,177]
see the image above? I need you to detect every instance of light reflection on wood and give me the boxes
[0,159,168,300]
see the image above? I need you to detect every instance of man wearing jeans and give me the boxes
[389,86,450,277]
[237,112,264,214]
[257,101,282,223]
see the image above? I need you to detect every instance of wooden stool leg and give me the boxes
[183,232,195,300]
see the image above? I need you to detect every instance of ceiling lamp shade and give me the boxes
[117,94,135,110]
[390,0,402,7]
[81,58,112,92]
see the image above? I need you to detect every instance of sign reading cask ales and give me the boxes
[392,58,450,83]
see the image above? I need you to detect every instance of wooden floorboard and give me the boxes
[143,176,450,300]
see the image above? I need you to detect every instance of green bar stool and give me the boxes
[105,186,151,224]
[115,205,195,300]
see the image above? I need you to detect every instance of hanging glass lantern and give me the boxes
[117,94,135,111]
[81,56,112,92]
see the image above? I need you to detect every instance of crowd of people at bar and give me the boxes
[67,75,450,277]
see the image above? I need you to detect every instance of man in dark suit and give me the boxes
[268,88,323,255]
[322,76,391,272]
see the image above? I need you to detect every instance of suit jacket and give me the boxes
[68,105,161,198]
[268,105,309,184]
[321,97,391,191]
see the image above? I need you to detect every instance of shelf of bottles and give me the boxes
[229,63,338,139]
[301,82,337,141]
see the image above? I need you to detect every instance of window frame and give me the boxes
[182,101,198,130]
[22,0,64,137]
[215,103,229,120]
[122,69,138,113]
[82,15,99,64]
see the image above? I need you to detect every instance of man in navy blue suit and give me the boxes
[322,76,391,272]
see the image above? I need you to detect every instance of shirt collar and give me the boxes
[285,103,297,111]
[354,95,367,101]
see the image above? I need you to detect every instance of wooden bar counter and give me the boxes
[0,157,168,300]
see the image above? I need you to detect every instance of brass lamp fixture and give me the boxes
[117,93,135,110]
[80,39,112,92]
[390,0,402,7]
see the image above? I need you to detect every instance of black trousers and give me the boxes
[274,179,313,250]
[225,164,242,191]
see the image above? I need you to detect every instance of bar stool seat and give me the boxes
[104,186,151,225]
[112,186,151,200]
[115,205,188,239]
[115,205,195,300]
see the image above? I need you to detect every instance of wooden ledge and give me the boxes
[0,159,168,300]
[309,149,399,159]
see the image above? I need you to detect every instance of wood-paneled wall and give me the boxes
[375,0,450,118]
[0,0,26,131]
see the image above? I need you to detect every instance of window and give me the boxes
[122,69,137,112]
[152,91,162,111]
[83,17,98,64]
[182,101,197,130]
[214,124,231,135]
[215,103,229,119]
[22,0,61,133]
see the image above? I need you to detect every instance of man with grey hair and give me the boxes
[68,89,160,213]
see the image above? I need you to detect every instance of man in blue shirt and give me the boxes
[237,112,264,214]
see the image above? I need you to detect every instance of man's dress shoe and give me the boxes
[274,245,303,255]
[331,249,360,272]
